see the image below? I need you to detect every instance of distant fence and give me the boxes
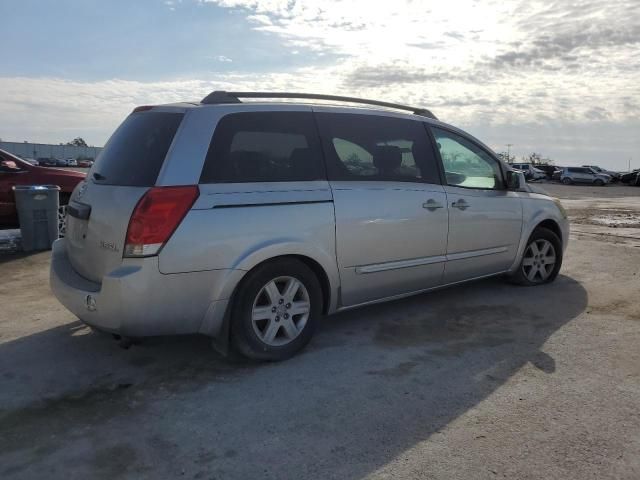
[0,141,102,161]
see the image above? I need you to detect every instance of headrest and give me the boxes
[373,145,402,173]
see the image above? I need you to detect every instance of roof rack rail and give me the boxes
[200,91,437,120]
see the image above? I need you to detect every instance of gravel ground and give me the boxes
[0,184,639,479]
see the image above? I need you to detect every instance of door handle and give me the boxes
[422,199,444,211]
[452,199,469,210]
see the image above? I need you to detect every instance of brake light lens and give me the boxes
[124,186,199,257]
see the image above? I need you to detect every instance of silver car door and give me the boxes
[315,109,449,307]
[430,126,523,284]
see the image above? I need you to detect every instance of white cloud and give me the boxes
[1,0,639,168]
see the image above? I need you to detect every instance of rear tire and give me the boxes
[509,227,562,286]
[561,177,572,185]
[230,258,322,361]
[594,179,604,186]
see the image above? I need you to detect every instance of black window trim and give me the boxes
[426,123,507,191]
[315,111,443,186]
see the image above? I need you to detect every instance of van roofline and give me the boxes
[199,91,438,120]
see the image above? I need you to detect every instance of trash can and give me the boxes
[12,185,61,252]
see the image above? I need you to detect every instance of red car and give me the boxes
[0,148,86,227]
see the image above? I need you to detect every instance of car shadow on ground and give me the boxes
[0,273,587,479]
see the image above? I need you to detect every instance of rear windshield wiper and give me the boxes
[93,172,106,182]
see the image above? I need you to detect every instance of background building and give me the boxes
[0,141,102,161]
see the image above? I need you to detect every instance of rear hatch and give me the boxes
[65,109,185,283]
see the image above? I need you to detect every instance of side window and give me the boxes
[200,111,324,183]
[315,113,440,184]
[568,167,579,173]
[431,127,503,190]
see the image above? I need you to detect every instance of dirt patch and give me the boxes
[570,209,640,229]
[367,361,419,377]
[0,357,257,460]
[587,299,640,321]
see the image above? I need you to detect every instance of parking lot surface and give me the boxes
[1,184,639,479]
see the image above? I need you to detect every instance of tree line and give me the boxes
[496,151,554,165]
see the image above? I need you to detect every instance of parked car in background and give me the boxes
[50,91,570,361]
[532,164,559,180]
[37,157,57,166]
[21,157,38,166]
[620,170,640,186]
[55,158,69,167]
[67,158,78,166]
[552,167,564,182]
[558,167,611,185]
[510,163,546,181]
[582,165,620,182]
[0,149,86,227]
[77,158,94,168]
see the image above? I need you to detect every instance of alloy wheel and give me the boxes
[251,276,311,347]
[522,239,557,283]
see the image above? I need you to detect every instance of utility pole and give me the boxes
[506,144,513,162]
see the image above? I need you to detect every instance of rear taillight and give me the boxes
[124,186,199,257]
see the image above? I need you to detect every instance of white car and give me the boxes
[67,158,78,166]
[510,163,546,181]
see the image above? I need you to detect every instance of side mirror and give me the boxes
[445,171,467,185]
[506,170,524,190]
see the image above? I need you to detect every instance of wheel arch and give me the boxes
[509,208,568,274]
[209,244,340,355]
[234,254,334,315]
[229,240,339,313]
[535,218,563,243]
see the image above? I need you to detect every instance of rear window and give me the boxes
[199,111,324,183]
[92,111,183,186]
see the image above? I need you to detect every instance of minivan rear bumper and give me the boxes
[50,239,244,338]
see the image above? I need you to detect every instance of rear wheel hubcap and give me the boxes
[251,276,310,347]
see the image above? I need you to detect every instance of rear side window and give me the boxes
[92,111,183,186]
[315,113,440,184]
[200,112,324,183]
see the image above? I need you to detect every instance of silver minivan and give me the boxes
[51,92,569,360]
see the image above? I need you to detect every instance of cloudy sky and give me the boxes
[1,0,638,169]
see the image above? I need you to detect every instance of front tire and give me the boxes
[594,179,605,186]
[509,227,562,286]
[231,258,322,361]
[561,177,572,185]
